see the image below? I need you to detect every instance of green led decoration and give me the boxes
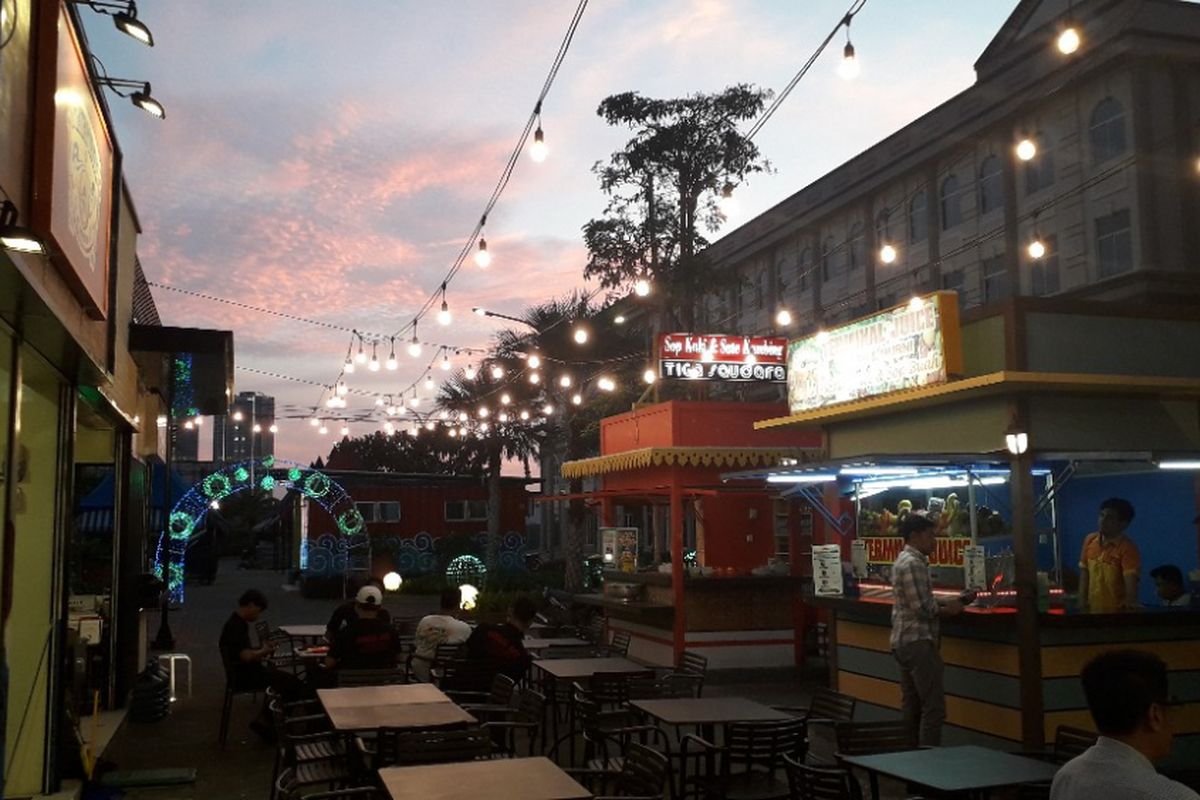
[288,467,302,482]
[304,472,331,498]
[202,473,231,499]
[169,511,194,538]
[260,475,276,491]
[262,455,275,469]
[234,467,250,482]
[337,508,364,536]
[446,554,487,587]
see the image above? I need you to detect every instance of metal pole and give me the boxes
[152,363,176,651]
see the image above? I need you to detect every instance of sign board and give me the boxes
[600,527,638,573]
[812,544,844,596]
[658,333,787,383]
[963,545,987,590]
[787,292,961,413]
[850,540,868,579]
[861,536,967,567]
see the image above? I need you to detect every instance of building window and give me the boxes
[755,271,766,309]
[821,237,835,282]
[1024,134,1055,194]
[982,255,1009,303]
[1031,235,1061,296]
[909,190,928,243]
[1089,97,1127,164]
[445,500,488,521]
[940,174,965,229]
[378,501,401,522]
[979,155,1003,214]
[942,269,965,310]
[847,222,864,270]
[1096,209,1133,278]
[798,247,812,291]
[875,210,892,247]
[355,502,376,523]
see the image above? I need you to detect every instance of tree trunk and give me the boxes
[486,442,502,574]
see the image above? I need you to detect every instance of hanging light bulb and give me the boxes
[384,421,395,435]
[386,338,398,371]
[424,374,434,391]
[879,244,898,264]
[355,337,368,365]
[614,315,626,325]
[1028,237,1046,259]
[375,395,385,407]
[344,355,355,374]
[458,411,468,422]
[643,369,657,385]
[194,415,204,426]
[529,372,541,385]
[310,417,320,427]
[598,376,616,392]
[572,393,583,406]
[520,410,530,421]
[448,428,458,438]
[458,426,467,436]
[838,40,860,79]
[441,351,451,371]
[409,425,419,437]
[573,326,589,345]
[479,407,490,418]
[527,354,541,369]
[340,425,350,436]
[499,412,509,423]
[634,277,651,297]
[464,364,478,380]
[319,424,328,435]
[530,125,548,163]
[500,393,511,406]
[542,403,554,415]
[439,410,450,420]
[232,410,244,421]
[409,394,421,409]
[490,364,505,380]
[368,342,381,372]
[909,295,925,311]
[408,323,422,357]
[475,236,491,268]
[1016,138,1037,161]
[1057,25,1081,55]
[479,421,490,433]
[336,381,348,397]
[775,309,793,327]
[437,283,452,325]
[425,420,435,431]
[269,423,279,434]
[387,403,397,415]
[559,374,572,388]
[326,397,338,408]
[183,420,194,430]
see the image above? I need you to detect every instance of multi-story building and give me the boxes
[212,391,275,463]
[702,0,1200,342]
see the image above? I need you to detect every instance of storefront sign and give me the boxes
[787,292,961,413]
[658,333,787,383]
[30,1,115,320]
[862,535,967,567]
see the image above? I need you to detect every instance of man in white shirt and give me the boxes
[1150,564,1193,608]
[1051,650,1199,800]
[412,587,472,681]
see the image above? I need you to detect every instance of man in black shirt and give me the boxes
[325,577,391,641]
[325,585,398,672]
[219,588,305,739]
[465,595,537,682]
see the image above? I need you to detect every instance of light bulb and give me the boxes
[183,420,194,430]
[386,351,398,370]
[614,315,626,325]
[232,410,244,421]
[1016,138,1037,161]
[573,327,588,344]
[527,354,541,369]
[719,182,736,216]
[269,423,278,434]
[194,415,203,426]
[448,428,457,438]
[499,412,509,423]
[310,417,320,427]
[409,396,421,408]
[643,369,656,384]
[423,376,433,392]
[326,397,338,408]
[490,365,504,380]
[441,354,451,371]
[375,395,385,407]
[500,393,511,406]
[479,407,490,418]
[336,381,348,396]
[408,336,422,358]
[838,41,860,80]
[210,500,220,510]
[479,422,489,433]
[425,420,435,431]
[340,425,350,436]
[775,309,793,327]
[387,405,397,416]
[408,426,418,437]
[542,404,554,415]
[529,372,541,385]
[439,410,450,420]
[355,346,367,365]
[369,354,380,372]
[382,572,402,592]
[559,374,572,388]
[253,423,262,433]
[909,295,925,311]
[384,422,394,435]
[634,277,651,297]
[475,237,491,268]
[1057,26,1080,55]
[458,412,468,422]
[520,410,530,421]
[319,425,328,435]
[437,301,451,326]
[879,244,898,264]
[1028,239,1046,259]
[343,357,355,374]
[458,426,467,436]
[464,364,478,380]
[530,126,548,162]
[572,393,582,406]
[598,376,616,392]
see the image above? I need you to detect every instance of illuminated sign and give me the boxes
[658,333,787,383]
[787,292,961,413]
[863,536,967,567]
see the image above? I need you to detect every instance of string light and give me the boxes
[500,393,511,406]
[530,103,548,162]
[838,17,860,80]
[499,412,509,423]
[439,410,450,420]
[232,410,244,421]
[527,354,542,369]
[775,309,793,326]
[252,422,262,433]
[340,425,350,436]
[634,277,651,297]
[479,422,490,433]
[336,381,348,397]
[437,283,452,325]
[319,424,328,435]
[458,411,468,422]
[542,403,554,415]
[614,315,626,325]
[598,376,616,392]
[344,354,355,374]
[441,351,451,371]
[1028,237,1046,259]
[409,394,421,408]
[384,421,395,435]
[409,425,419,437]
[559,374,572,388]
[571,393,582,405]
[1016,138,1037,161]
[425,420,436,431]
[269,423,278,434]
[479,407,490,418]
[464,364,478,380]
[529,372,541,385]
[490,364,505,380]
[310,417,320,427]
[643,369,656,384]
[1057,25,1081,55]
[386,339,398,371]
[519,410,530,421]
[368,342,381,372]
[387,403,398,416]
[475,217,492,268]
[573,326,589,344]
[719,181,736,216]
[448,428,458,438]
[355,337,367,365]
[879,244,898,264]
[408,322,422,358]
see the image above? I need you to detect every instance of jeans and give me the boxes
[893,639,946,747]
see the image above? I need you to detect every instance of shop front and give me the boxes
[747,292,1200,763]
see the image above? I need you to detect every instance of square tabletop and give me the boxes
[325,701,476,732]
[318,683,450,709]
[379,756,591,800]
[839,745,1060,793]
[631,697,794,727]
[531,657,646,680]
[279,624,327,639]
[522,637,590,650]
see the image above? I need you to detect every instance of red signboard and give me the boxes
[863,536,967,567]
[658,333,787,383]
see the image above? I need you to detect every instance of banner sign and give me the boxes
[787,292,962,413]
[862,535,967,567]
[658,333,787,383]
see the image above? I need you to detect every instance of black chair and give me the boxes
[255,619,272,646]
[274,768,379,800]
[268,696,338,798]
[482,688,547,756]
[1048,725,1097,763]
[459,673,519,721]
[218,660,264,747]
[681,718,806,800]
[832,720,917,800]
[335,667,407,688]
[628,673,698,700]
[586,614,608,645]
[675,651,709,697]
[272,710,353,798]
[437,658,501,702]
[591,671,656,708]
[606,631,633,658]
[571,742,672,800]
[775,688,857,762]
[783,755,860,800]
[368,726,491,769]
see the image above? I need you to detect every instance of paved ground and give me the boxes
[92,558,872,799]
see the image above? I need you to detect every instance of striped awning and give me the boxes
[561,447,823,479]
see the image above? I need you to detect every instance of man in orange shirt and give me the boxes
[1078,498,1141,613]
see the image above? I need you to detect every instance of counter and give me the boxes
[813,594,1200,763]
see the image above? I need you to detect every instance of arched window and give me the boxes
[909,190,928,243]
[940,175,964,229]
[798,247,812,292]
[821,237,835,282]
[979,156,1003,214]
[847,222,864,270]
[1089,97,1127,164]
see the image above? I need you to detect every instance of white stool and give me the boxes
[157,652,192,702]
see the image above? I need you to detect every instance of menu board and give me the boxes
[787,292,961,413]
[812,544,844,596]
[850,540,868,579]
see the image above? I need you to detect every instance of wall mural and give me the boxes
[154,457,368,602]
[308,530,529,582]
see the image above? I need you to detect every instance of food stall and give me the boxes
[743,292,1200,759]
[554,400,824,668]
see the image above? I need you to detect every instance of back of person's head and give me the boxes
[440,587,462,611]
[238,589,268,610]
[1099,497,1135,523]
[355,585,383,611]
[1149,564,1184,587]
[1081,650,1169,736]
[510,595,537,625]
[899,513,935,541]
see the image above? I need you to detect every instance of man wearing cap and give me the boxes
[325,577,391,642]
[325,585,399,672]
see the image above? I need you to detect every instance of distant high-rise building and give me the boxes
[213,391,275,463]
[172,421,200,461]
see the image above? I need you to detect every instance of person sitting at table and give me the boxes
[325,576,390,641]
[465,595,536,682]
[1078,497,1141,613]
[412,587,472,682]
[1150,564,1193,608]
[219,589,308,740]
[1051,650,1199,800]
[323,585,399,674]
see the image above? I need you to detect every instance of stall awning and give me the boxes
[561,446,821,479]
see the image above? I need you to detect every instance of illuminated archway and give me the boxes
[154,456,369,602]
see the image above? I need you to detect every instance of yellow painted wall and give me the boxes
[74,425,113,464]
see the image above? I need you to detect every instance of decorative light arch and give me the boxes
[154,457,369,602]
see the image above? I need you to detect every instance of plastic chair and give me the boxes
[156,652,193,701]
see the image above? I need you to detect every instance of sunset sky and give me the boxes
[80,1,1017,464]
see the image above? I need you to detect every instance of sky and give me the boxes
[80,0,1018,465]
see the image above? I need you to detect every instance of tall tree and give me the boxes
[584,85,771,329]
[325,430,459,474]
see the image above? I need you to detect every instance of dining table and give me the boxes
[838,744,1061,799]
[317,684,474,732]
[631,696,794,741]
[378,756,591,800]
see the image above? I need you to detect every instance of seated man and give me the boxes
[325,585,399,672]
[465,595,537,682]
[1150,564,1193,608]
[1051,650,1199,800]
[412,587,473,682]
[326,577,391,641]
[219,589,305,739]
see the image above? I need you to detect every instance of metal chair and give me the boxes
[458,673,519,721]
[368,726,492,770]
[336,667,406,687]
[832,720,917,800]
[481,688,547,756]
[269,699,345,799]
[675,651,708,697]
[681,718,807,800]
[274,768,379,800]
[606,631,633,658]
[437,657,501,702]
[783,756,860,800]
[1049,725,1098,763]
[775,688,857,763]
[218,660,264,747]
[571,742,672,800]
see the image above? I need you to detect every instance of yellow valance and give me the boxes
[561,447,818,479]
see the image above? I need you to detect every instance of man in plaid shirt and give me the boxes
[891,513,963,746]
